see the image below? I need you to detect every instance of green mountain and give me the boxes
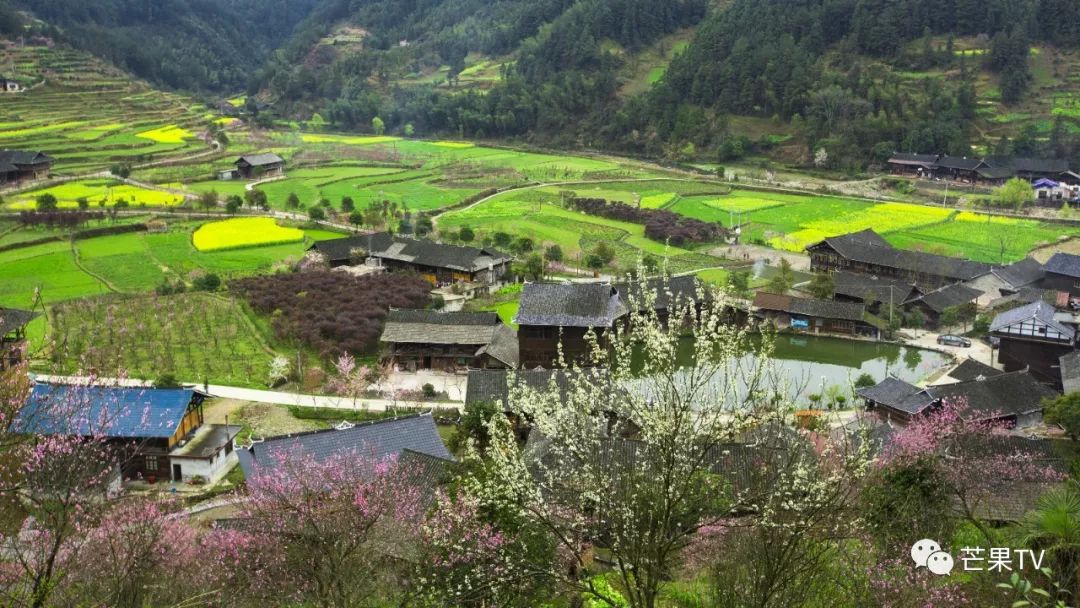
[5,0,323,90]
[6,0,1080,170]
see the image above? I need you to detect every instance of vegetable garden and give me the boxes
[49,293,274,386]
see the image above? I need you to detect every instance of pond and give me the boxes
[766,334,949,395]
[644,334,950,403]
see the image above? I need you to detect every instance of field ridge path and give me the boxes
[68,238,119,294]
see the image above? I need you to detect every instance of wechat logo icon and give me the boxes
[911,539,954,575]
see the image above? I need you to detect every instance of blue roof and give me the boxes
[17,384,195,438]
[237,413,453,480]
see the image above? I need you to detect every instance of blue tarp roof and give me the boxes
[1033,178,1060,189]
[17,383,194,438]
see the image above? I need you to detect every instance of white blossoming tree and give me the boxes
[462,272,873,607]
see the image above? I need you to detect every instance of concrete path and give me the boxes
[32,374,463,413]
[905,330,995,368]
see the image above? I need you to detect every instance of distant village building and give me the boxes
[0,75,20,92]
[886,153,1080,185]
[0,307,38,370]
[380,309,518,372]
[752,292,882,337]
[16,384,240,484]
[515,282,629,369]
[0,150,54,185]
[1041,252,1080,297]
[807,229,991,290]
[857,369,1054,428]
[309,233,513,287]
[233,153,285,179]
[990,300,1077,387]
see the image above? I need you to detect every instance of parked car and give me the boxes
[937,334,972,347]
[1070,297,1080,311]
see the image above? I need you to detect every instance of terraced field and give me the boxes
[0,45,220,175]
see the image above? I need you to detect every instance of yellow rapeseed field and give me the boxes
[192,218,305,252]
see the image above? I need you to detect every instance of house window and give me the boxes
[145,455,159,471]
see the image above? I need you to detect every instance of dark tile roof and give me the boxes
[465,368,611,407]
[237,413,453,481]
[909,283,983,314]
[754,292,865,322]
[613,275,700,312]
[967,481,1061,523]
[990,300,1076,341]
[977,166,1016,180]
[936,156,986,171]
[947,358,1003,382]
[1045,252,1080,278]
[832,271,916,305]
[932,371,1057,419]
[170,424,242,458]
[235,153,284,167]
[0,149,52,166]
[1014,157,1071,174]
[515,282,629,327]
[0,307,39,337]
[16,383,199,438]
[1060,351,1080,394]
[856,377,929,414]
[888,153,941,165]
[993,257,1045,289]
[810,230,990,282]
[380,310,519,366]
[312,233,513,272]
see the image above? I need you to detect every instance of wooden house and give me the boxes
[309,233,513,286]
[964,257,1045,308]
[515,282,629,369]
[613,275,703,323]
[903,283,982,329]
[934,156,987,182]
[234,153,285,179]
[857,369,1054,428]
[0,150,53,185]
[0,307,39,370]
[380,309,518,372]
[0,75,19,92]
[752,292,882,338]
[1041,252,1080,297]
[990,300,1076,387]
[16,383,240,484]
[886,153,940,176]
[831,270,918,314]
[807,229,990,290]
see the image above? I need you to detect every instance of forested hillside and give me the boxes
[5,0,1080,170]
[3,0,323,90]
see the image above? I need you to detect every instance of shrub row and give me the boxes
[568,197,725,246]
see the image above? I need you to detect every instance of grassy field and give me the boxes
[192,218,306,252]
[48,293,274,386]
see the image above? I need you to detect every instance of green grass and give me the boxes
[0,242,110,307]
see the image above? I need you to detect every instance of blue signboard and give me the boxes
[791,317,809,329]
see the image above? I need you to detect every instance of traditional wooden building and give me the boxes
[807,229,990,290]
[310,233,513,286]
[380,309,518,372]
[752,292,882,337]
[0,75,20,92]
[613,275,703,323]
[234,153,285,179]
[0,150,53,185]
[857,369,1054,428]
[831,271,918,313]
[515,282,629,369]
[886,153,941,176]
[964,257,1045,308]
[16,383,240,484]
[903,283,982,329]
[1041,252,1080,297]
[990,300,1077,387]
[0,307,39,370]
